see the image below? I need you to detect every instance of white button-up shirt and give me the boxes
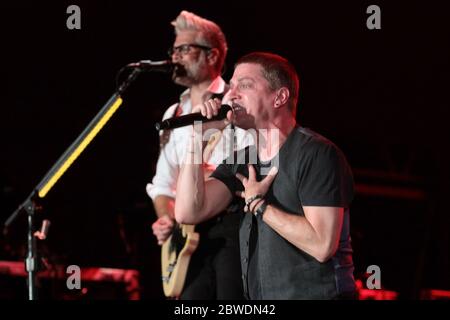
[146,77,253,200]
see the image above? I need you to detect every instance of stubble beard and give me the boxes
[172,61,203,87]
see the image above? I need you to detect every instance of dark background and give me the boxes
[0,0,449,299]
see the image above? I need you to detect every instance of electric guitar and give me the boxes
[159,120,222,297]
[161,223,199,298]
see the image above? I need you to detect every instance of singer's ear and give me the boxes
[274,87,290,109]
[206,48,219,67]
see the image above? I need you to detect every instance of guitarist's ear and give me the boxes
[206,48,219,68]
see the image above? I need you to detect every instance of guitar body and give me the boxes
[161,223,199,298]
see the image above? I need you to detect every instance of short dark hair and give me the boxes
[236,52,299,114]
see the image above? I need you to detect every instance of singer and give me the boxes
[175,52,357,299]
[146,11,252,300]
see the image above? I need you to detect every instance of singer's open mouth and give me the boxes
[173,63,187,77]
[231,103,245,113]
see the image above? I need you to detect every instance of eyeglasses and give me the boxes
[168,43,212,57]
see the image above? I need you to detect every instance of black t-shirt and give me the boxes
[212,126,354,207]
[211,126,355,299]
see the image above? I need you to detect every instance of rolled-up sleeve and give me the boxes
[146,104,180,200]
[146,146,179,200]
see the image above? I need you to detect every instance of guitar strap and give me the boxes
[159,103,181,151]
[159,92,225,152]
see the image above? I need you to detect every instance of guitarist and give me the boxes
[146,11,252,299]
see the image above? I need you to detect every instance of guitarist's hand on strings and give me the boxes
[152,215,175,245]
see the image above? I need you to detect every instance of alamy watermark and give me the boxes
[187,124,279,175]
[66,5,81,30]
[66,264,81,290]
[366,5,381,30]
[65,5,380,31]
[366,264,381,289]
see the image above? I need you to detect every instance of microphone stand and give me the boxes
[3,67,142,300]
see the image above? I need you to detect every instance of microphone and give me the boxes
[155,105,232,130]
[126,60,173,73]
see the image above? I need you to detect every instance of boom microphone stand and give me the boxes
[4,60,171,300]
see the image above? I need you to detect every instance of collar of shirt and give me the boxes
[178,76,227,114]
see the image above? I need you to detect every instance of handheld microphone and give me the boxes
[155,105,232,130]
[126,60,173,73]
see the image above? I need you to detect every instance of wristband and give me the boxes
[244,194,263,212]
[254,201,268,217]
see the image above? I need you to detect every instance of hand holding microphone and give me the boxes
[196,98,234,131]
[155,98,234,130]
